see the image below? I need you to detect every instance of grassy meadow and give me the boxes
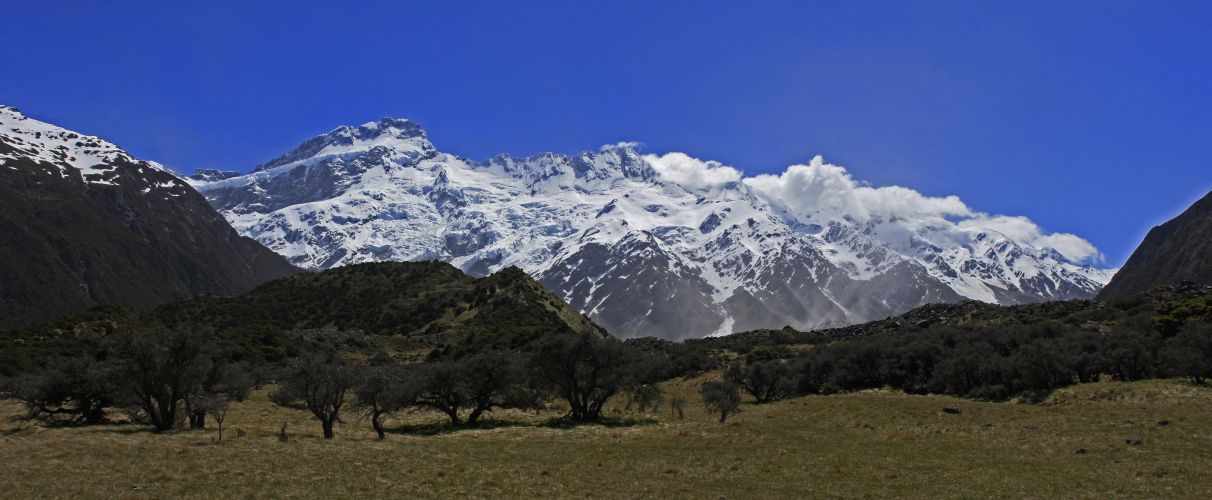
[2,374,1211,498]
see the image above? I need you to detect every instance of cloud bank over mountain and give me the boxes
[642,152,1103,264]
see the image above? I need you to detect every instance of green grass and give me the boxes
[2,375,1211,498]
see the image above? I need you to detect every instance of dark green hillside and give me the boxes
[157,261,602,341]
[1,261,606,373]
[1099,190,1212,300]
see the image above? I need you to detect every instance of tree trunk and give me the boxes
[190,410,207,430]
[467,407,486,426]
[322,418,335,439]
[719,411,727,423]
[445,409,462,427]
[372,412,385,440]
[83,403,106,424]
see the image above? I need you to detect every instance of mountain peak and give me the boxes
[349,117,427,141]
[254,117,433,172]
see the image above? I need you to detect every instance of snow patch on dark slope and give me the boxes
[192,118,1115,340]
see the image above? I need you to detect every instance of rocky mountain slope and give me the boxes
[0,106,298,329]
[192,118,1113,340]
[1098,191,1212,300]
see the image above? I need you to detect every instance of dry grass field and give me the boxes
[2,374,1211,498]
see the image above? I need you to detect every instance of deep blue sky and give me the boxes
[2,1,1209,266]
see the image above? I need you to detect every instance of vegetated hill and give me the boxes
[696,281,1212,352]
[191,117,1112,340]
[154,261,605,350]
[1098,190,1212,300]
[0,261,607,374]
[0,106,298,330]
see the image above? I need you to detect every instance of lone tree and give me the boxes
[270,354,354,439]
[532,333,650,422]
[701,379,741,423]
[352,364,415,439]
[109,325,215,432]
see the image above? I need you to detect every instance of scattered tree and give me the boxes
[270,354,354,439]
[624,383,663,414]
[195,393,231,441]
[669,395,686,420]
[410,351,537,426]
[725,359,793,404]
[352,364,415,439]
[532,333,651,422]
[1161,322,1212,384]
[701,379,741,423]
[0,357,115,425]
[109,325,215,432]
[458,351,540,425]
[187,361,256,430]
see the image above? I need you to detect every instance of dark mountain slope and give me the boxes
[0,106,298,329]
[1099,191,1212,300]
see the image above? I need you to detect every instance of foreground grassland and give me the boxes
[2,376,1211,498]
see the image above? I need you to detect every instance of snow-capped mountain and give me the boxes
[0,105,297,329]
[191,118,1114,340]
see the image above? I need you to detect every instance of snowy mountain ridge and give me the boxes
[0,105,179,189]
[192,118,1114,340]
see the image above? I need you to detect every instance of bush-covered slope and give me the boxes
[157,261,602,340]
[1,261,606,373]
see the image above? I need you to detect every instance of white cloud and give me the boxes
[642,152,743,190]
[643,152,1103,265]
[959,215,1103,263]
[742,155,970,221]
[600,141,644,152]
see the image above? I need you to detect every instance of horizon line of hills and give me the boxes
[1,104,1209,341]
